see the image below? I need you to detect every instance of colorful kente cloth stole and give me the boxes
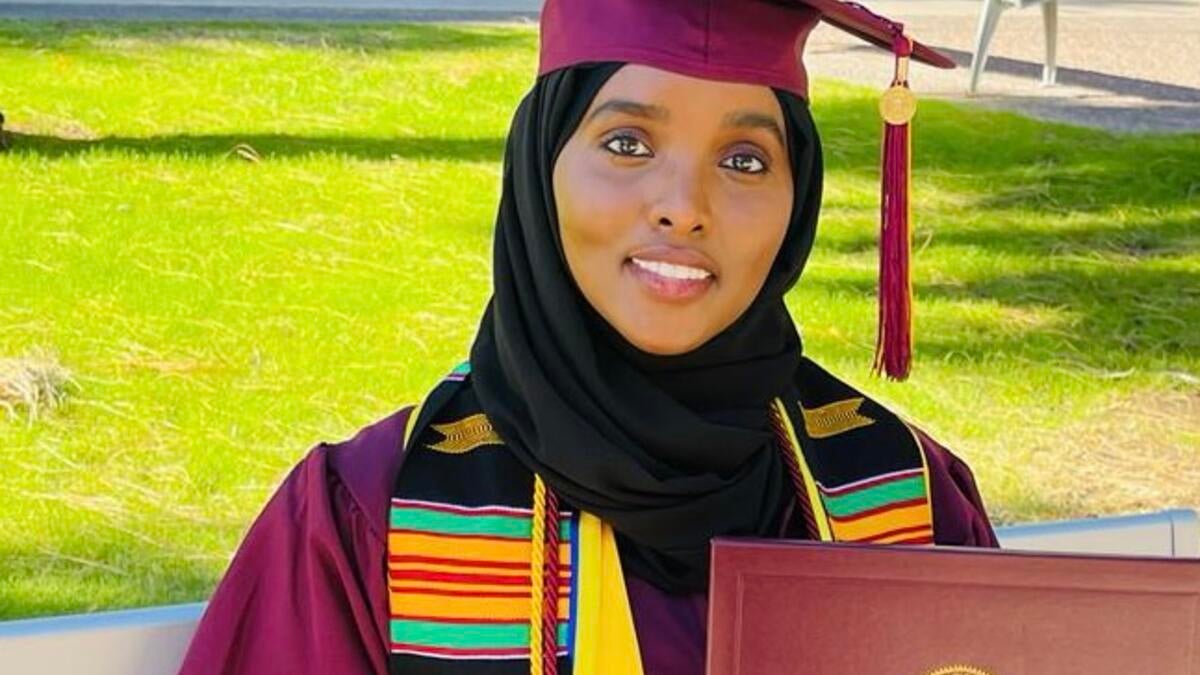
[818,467,933,544]
[387,499,574,660]
[787,358,935,545]
[387,363,642,675]
[387,358,935,675]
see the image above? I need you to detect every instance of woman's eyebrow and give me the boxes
[583,100,784,146]
[722,111,785,147]
[585,99,670,124]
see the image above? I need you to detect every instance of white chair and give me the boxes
[969,0,1059,94]
[0,509,1196,675]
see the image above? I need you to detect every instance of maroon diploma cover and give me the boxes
[707,538,1200,675]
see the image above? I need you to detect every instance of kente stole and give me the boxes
[386,358,936,675]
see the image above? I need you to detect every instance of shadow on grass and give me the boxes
[815,97,1200,211]
[3,131,506,162]
[0,19,534,53]
[811,263,1199,369]
[823,213,1200,262]
[805,97,1198,372]
[932,214,1200,261]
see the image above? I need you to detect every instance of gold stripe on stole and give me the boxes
[772,398,834,542]
[402,398,426,453]
[573,513,644,675]
[896,420,937,542]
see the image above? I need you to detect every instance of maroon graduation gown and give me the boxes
[178,406,998,675]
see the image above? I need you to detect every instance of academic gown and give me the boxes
[178,405,999,675]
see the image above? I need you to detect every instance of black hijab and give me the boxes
[469,62,824,594]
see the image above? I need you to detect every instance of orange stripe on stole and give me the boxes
[389,591,571,622]
[388,531,571,565]
[827,501,933,542]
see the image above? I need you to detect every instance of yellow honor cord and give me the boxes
[771,398,834,542]
[529,475,547,675]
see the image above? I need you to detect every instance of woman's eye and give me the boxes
[719,153,767,174]
[603,135,653,158]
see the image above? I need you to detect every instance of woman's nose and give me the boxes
[648,162,711,236]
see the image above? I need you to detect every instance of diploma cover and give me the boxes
[707,538,1200,674]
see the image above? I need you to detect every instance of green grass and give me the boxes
[1,20,1197,620]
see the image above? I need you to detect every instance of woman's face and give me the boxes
[553,64,795,356]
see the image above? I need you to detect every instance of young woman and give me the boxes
[180,1,998,673]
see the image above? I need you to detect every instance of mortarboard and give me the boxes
[539,0,959,381]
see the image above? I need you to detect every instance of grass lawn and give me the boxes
[1,20,1198,620]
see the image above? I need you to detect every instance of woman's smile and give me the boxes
[625,245,717,303]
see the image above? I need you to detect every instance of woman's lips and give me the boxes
[625,253,715,302]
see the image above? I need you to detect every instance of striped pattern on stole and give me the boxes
[817,467,934,544]
[388,498,576,660]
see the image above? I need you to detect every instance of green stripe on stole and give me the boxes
[391,620,571,650]
[391,504,574,540]
[820,475,926,518]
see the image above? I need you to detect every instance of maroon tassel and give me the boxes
[875,33,917,381]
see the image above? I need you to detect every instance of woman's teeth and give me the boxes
[629,257,713,281]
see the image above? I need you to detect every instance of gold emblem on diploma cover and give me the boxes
[926,666,993,675]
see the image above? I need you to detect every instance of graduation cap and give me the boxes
[539,0,958,381]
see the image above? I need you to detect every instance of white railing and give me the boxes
[995,508,1199,557]
[0,602,205,675]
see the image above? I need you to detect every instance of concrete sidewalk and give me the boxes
[2,0,1197,133]
[807,0,1200,133]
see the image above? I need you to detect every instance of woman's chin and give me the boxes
[617,322,712,357]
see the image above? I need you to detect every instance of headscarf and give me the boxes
[469,62,824,594]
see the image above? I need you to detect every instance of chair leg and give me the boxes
[969,0,1006,95]
[1041,0,1059,86]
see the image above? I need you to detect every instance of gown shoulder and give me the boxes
[795,356,1000,548]
[910,424,1001,548]
[178,405,414,675]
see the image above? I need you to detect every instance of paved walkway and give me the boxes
[808,0,1200,133]
[2,0,1197,133]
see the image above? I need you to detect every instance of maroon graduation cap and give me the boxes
[539,0,958,381]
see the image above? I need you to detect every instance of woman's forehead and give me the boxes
[586,64,786,125]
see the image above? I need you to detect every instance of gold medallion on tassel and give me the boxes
[879,84,918,125]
